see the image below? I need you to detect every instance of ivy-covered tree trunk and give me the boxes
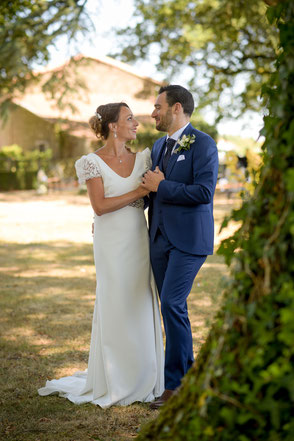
[137,2,294,440]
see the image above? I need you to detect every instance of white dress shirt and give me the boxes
[165,123,190,155]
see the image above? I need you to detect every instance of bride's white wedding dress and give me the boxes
[38,148,164,408]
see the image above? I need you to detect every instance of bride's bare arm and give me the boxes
[86,177,149,216]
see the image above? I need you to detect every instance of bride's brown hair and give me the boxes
[89,102,129,140]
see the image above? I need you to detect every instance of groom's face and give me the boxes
[151,92,173,132]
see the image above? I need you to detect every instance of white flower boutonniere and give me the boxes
[175,134,196,153]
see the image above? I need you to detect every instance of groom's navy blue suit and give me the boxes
[148,123,218,390]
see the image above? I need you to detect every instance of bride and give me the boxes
[38,102,164,408]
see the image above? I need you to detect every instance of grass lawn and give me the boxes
[0,190,239,441]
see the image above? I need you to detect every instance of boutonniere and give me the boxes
[175,134,196,153]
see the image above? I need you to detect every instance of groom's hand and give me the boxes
[142,166,165,192]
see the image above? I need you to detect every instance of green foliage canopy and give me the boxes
[132,115,218,152]
[0,0,91,113]
[136,0,294,439]
[115,0,279,120]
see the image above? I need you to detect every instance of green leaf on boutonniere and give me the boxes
[175,134,196,153]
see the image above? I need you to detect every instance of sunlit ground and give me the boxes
[0,189,239,441]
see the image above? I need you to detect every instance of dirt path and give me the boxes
[0,189,237,245]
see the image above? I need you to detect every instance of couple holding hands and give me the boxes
[38,85,219,409]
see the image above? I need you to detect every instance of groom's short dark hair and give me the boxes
[159,85,194,116]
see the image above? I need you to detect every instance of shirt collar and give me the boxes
[167,122,190,141]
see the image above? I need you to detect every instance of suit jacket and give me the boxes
[148,123,219,255]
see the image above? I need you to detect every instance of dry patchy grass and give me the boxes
[0,190,239,441]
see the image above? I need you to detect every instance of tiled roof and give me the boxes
[13,55,162,123]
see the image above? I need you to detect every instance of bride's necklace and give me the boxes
[112,153,124,163]
[104,153,123,163]
[101,145,125,163]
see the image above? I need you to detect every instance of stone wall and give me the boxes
[0,103,59,156]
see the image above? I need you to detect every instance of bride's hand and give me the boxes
[141,167,164,192]
[136,184,150,197]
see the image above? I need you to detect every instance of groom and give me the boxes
[142,85,219,409]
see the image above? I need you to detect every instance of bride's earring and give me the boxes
[114,132,117,138]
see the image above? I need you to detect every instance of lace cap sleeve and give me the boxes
[142,147,152,172]
[75,155,102,185]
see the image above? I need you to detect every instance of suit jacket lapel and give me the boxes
[152,137,166,170]
[165,123,194,177]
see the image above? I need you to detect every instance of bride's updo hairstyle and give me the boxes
[89,102,129,139]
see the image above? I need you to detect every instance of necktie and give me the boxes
[162,138,176,173]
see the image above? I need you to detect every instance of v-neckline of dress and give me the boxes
[91,152,138,179]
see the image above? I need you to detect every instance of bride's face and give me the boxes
[115,106,139,141]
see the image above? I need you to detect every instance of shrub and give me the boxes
[0,145,52,190]
[131,124,163,152]
[131,118,218,153]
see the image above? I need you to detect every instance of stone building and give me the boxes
[0,55,162,158]
[0,103,59,156]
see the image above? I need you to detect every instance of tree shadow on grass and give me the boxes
[188,253,229,355]
[0,242,156,441]
[0,191,235,440]
[0,241,97,392]
[0,241,94,270]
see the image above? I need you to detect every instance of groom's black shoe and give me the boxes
[149,389,174,410]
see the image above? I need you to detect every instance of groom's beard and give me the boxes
[156,108,173,132]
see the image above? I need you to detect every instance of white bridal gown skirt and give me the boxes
[38,203,164,408]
